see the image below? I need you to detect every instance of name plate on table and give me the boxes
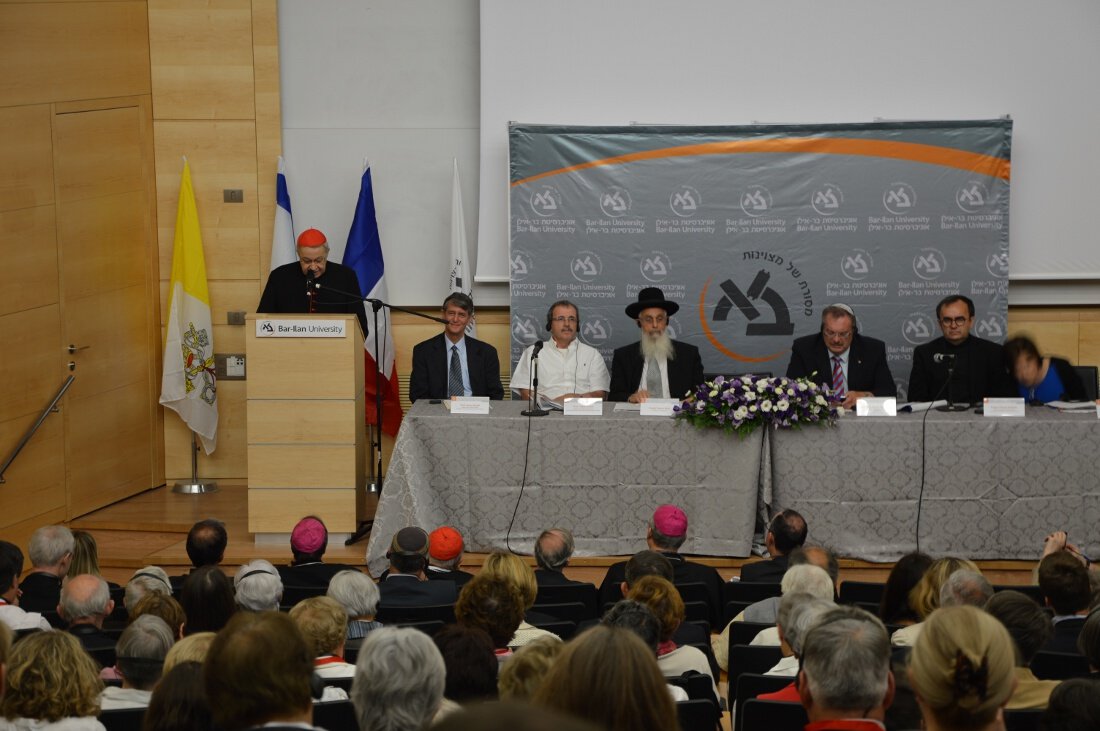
[855,397,897,417]
[983,397,1025,417]
[640,398,679,417]
[450,397,491,415]
[255,319,346,338]
[564,397,603,416]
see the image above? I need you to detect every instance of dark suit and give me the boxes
[907,335,1014,403]
[377,574,456,608]
[738,555,790,583]
[598,551,723,623]
[68,623,117,667]
[1043,616,1086,654]
[785,332,896,396]
[277,562,360,589]
[608,340,704,402]
[408,333,504,402]
[17,572,62,615]
[425,565,475,589]
[257,261,369,337]
[535,569,587,587]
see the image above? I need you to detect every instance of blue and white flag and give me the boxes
[270,156,296,270]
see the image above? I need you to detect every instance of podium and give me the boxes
[245,314,366,534]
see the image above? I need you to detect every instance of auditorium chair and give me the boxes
[738,698,807,731]
[667,670,722,720]
[375,603,455,625]
[722,600,753,625]
[992,585,1045,605]
[726,644,783,699]
[723,581,783,605]
[727,621,773,648]
[1004,708,1044,731]
[528,618,577,640]
[675,581,718,625]
[675,699,721,731]
[324,675,354,693]
[732,673,794,731]
[1029,650,1090,680]
[1074,365,1099,401]
[99,708,145,731]
[389,619,447,637]
[312,700,358,731]
[534,582,598,617]
[686,641,722,680]
[281,583,328,609]
[837,580,885,606]
[529,601,591,624]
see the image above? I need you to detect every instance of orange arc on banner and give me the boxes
[511,137,1011,188]
[698,278,789,364]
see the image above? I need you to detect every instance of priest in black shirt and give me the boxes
[258,228,369,337]
[906,295,1014,404]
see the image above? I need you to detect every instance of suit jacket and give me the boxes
[907,335,1015,403]
[425,566,475,589]
[17,572,62,615]
[408,333,504,402]
[608,340,704,402]
[1042,616,1086,654]
[738,555,790,583]
[534,569,587,587]
[377,574,456,608]
[277,562,360,589]
[785,332,896,396]
[257,261,369,337]
[598,551,724,624]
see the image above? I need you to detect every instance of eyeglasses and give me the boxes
[940,316,969,327]
[640,315,668,325]
[823,328,852,340]
[551,316,578,325]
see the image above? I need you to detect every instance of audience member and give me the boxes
[277,516,357,589]
[598,505,723,622]
[534,528,585,586]
[1077,606,1100,674]
[204,611,319,731]
[233,560,283,612]
[740,509,809,582]
[1037,549,1091,653]
[171,519,227,590]
[433,624,499,703]
[0,630,104,730]
[100,615,174,710]
[425,526,474,588]
[983,590,1058,709]
[179,565,235,635]
[377,527,457,607]
[455,573,527,661]
[142,661,214,731]
[879,551,933,625]
[351,627,447,731]
[128,592,186,640]
[532,625,679,731]
[18,524,73,615]
[626,575,719,701]
[163,632,216,675]
[480,552,560,647]
[497,636,565,701]
[891,556,980,646]
[600,599,689,702]
[433,701,602,731]
[1041,677,1100,731]
[1004,334,1088,403]
[123,566,172,611]
[907,606,1016,731]
[327,569,383,641]
[798,605,894,729]
[749,565,837,646]
[0,541,51,631]
[289,595,355,679]
[939,569,994,609]
[756,596,836,702]
[69,531,119,589]
[60,574,117,666]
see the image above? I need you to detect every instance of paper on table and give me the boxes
[1046,400,1097,411]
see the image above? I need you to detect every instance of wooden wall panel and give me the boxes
[164,380,247,479]
[53,105,144,203]
[63,284,151,400]
[0,105,53,211]
[0,1,150,107]
[0,305,64,420]
[159,280,261,326]
[0,206,58,316]
[248,489,359,533]
[148,0,255,120]
[0,415,65,527]
[57,192,147,301]
[252,0,281,273]
[153,121,260,280]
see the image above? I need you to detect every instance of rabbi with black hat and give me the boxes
[608,287,704,403]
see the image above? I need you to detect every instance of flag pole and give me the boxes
[172,432,219,494]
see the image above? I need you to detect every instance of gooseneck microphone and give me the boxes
[521,340,549,418]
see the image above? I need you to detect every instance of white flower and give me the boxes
[776,399,789,411]
[709,388,719,398]
[815,395,827,406]
[760,400,773,412]
[734,406,748,420]
[786,387,796,397]
[749,404,758,412]
[757,381,767,392]
[744,391,756,401]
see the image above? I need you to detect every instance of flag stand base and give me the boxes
[173,432,219,494]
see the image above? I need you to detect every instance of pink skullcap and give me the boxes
[291,517,327,553]
[652,504,688,538]
[296,228,327,247]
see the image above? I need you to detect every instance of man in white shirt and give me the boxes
[512,300,610,403]
[0,541,52,632]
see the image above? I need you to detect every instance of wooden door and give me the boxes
[53,97,162,517]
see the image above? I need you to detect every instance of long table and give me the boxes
[365,401,764,576]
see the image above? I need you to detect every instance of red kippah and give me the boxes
[297,228,327,247]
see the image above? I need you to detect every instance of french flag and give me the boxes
[270,156,296,270]
[342,161,403,436]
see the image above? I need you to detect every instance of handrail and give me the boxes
[0,375,75,484]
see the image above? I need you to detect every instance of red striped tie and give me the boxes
[832,356,846,398]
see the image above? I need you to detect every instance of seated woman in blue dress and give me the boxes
[1003,335,1089,403]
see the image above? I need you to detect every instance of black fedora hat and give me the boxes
[625,287,679,319]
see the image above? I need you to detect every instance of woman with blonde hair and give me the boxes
[480,551,560,648]
[0,630,106,730]
[908,605,1017,731]
[892,556,980,646]
[532,625,678,731]
[69,531,119,590]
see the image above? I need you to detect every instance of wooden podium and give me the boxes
[245,314,366,534]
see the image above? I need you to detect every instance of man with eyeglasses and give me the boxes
[512,299,610,403]
[408,291,504,402]
[257,228,369,337]
[786,303,896,410]
[608,287,704,403]
[906,294,1014,404]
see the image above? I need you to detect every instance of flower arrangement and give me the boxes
[673,374,841,437]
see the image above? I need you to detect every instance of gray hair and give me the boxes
[939,569,993,608]
[125,565,172,608]
[233,560,283,611]
[60,574,110,620]
[351,627,445,731]
[534,528,575,572]
[784,597,836,657]
[801,605,891,712]
[781,564,835,600]
[327,570,380,618]
[117,614,175,690]
[28,525,74,568]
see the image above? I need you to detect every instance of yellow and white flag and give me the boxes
[159,159,218,454]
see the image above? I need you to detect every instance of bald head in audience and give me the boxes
[59,574,113,628]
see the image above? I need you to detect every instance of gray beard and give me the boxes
[640,331,675,362]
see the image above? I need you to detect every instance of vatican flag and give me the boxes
[159,159,218,454]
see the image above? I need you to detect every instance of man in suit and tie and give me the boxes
[608,287,704,403]
[377,527,457,609]
[785,303,896,410]
[408,292,504,402]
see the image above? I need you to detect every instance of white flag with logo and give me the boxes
[449,158,476,337]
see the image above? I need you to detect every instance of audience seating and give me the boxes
[281,584,328,609]
[685,641,722,680]
[992,585,1045,604]
[1074,365,1099,401]
[312,700,358,731]
[534,582,598,617]
[528,618,578,640]
[1004,708,1044,731]
[739,699,807,731]
[722,600,753,626]
[390,619,447,637]
[668,670,722,719]
[727,644,783,698]
[675,699,720,731]
[676,582,718,625]
[732,673,793,731]
[323,675,354,693]
[530,601,591,624]
[724,581,782,604]
[837,580,885,606]
[727,621,773,648]
[375,603,455,625]
[1030,650,1090,680]
[99,708,145,731]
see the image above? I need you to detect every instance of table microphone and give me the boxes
[522,340,548,417]
[531,340,544,358]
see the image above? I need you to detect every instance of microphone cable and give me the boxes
[506,343,541,555]
[915,360,954,553]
